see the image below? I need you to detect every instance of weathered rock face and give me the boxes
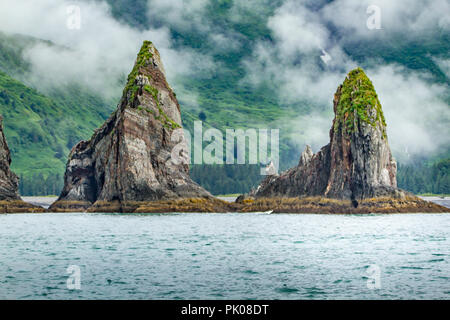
[50,41,213,212]
[0,116,20,200]
[0,116,46,213]
[252,68,401,206]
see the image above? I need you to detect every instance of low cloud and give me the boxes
[147,0,244,54]
[243,0,450,161]
[268,1,329,56]
[0,0,216,99]
[322,0,450,39]
[369,65,450,160]
[433,58,450,79]
[283,112,334,154]
[147,0,210,32]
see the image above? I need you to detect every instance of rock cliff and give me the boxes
[238,68,449,213]
[50,41,228,213]
[0,116,45,213]
[0,116,20,201]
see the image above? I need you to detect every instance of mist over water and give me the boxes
[0,212,449,299]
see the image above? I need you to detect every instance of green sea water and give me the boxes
[0,212,449,299]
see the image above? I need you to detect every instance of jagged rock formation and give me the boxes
[237,68,449,213]
[0,116,20,201]
[0,116,45,213]
[50,41,229,213]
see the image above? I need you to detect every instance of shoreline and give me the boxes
[11,195,450,214]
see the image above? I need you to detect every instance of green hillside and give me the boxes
[0,70,65,176]
[0,70,114,194]
[0,31,116,194]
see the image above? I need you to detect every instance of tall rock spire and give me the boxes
[238,68,448,213]
[50,41,218,212]
[251,68,408,206]
[325,67,397,202]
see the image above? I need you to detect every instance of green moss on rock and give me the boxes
[122,41,181,131]
[123,40,153,99]
[334,67,387,138]
[143,84,181,130]
[144,84,158,101]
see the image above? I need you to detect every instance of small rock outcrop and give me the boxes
[0,116,45,213]
[50,41,229,213]
[238,68,449,213]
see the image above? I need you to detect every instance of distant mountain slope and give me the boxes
[0,70,113,194]
[0,70,65,191]
[0,32,116,194]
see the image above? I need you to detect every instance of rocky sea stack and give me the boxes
[237,68,449,213]
[50,41,229,213]
[0,116,45,213]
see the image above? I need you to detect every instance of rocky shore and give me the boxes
[20,195,450,214]
[235,196,449,214]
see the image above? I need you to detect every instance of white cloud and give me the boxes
[283,112,334,153]
[434,58,450,79]
[208,32,242,53]
[368,65,450,159]
[243,0,450,161]
[268,1,329,56]
[0,0,216,99]
[242,1,355,106]
[322,0,450,38]
[147,0,243,53]
[147,0,210,32]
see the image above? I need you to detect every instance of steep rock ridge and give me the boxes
[0,116,19,201]
[50,41,227,213]
[0,116,45,213]
[238,68,449,213]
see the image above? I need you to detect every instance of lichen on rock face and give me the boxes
[123,40,154,99]
[123,42,181,130]
[334,67,387,138]
[143,84,181,130]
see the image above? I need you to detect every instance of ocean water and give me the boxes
[0,212,449,300]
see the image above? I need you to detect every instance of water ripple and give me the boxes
[0,212,449,299]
